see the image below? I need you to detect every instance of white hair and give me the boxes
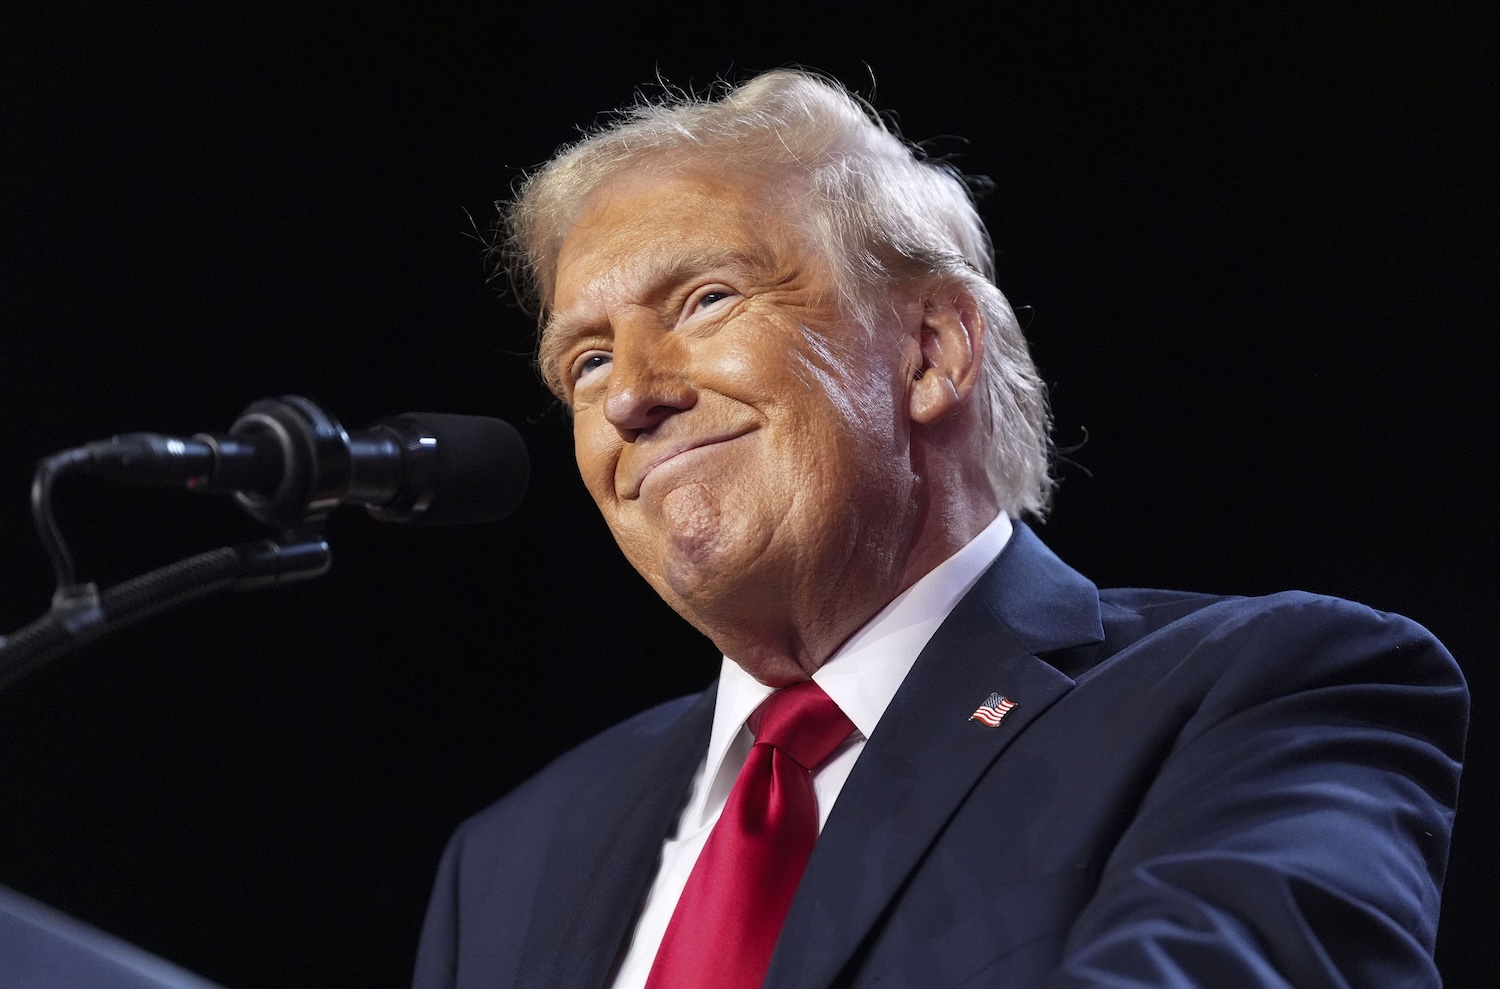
[503,69,1052,517]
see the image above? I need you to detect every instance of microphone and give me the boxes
[76,396,529,527]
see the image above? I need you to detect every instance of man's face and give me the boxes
[544,168,923,670]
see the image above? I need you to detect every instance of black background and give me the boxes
[1,2,1494,986]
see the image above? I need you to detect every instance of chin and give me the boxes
[654,529,782,631]
[651,482,767,591]
[658,540,746,613]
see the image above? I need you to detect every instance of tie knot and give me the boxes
[747,680,855,772]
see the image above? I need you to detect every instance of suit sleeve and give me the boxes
[1047,595,1467,989]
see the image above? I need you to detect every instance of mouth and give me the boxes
[625,428,754,499]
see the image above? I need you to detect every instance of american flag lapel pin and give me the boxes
[968,692,1017,728]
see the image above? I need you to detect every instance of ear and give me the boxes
[908,286,984,426]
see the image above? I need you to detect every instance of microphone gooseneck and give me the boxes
[3,397,531,690]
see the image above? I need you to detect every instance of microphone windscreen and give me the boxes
[398,413,530,525]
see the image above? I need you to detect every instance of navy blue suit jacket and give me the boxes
[414,525,1466,988]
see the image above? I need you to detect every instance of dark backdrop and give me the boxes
[1,3,1494,987]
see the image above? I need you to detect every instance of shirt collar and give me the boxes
[700,512,1014,799]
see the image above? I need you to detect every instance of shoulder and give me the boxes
[1075,587,1468,774]
[440,689,711,869]
[456,690,708,841]
[1040,590,1468,983]
[413,690,714,986]
[1042,587,1468,768]
[1093,587,1463,683]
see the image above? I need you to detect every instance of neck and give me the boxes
[714,489,1000,687]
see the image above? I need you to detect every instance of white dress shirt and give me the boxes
[607,512,1014,989]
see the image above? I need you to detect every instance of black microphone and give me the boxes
[77,396,529,527]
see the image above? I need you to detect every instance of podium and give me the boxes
[0,884,227,988]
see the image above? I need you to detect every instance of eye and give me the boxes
[685,285,737,319]
[570,350,612,385]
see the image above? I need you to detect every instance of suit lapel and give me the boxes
[515,688,716,989]
[764,525,1105,989]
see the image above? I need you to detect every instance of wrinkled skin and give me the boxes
[543,167,997,685]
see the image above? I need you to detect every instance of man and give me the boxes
[414,70,1466,988]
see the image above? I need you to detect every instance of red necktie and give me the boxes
[644,679,855,989]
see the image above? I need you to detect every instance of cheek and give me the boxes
[704,337,767,395]
[787,324,904,422]
[801,365,907,460]
[572,417,618,503]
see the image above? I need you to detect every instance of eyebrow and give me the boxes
[539,246,769,382]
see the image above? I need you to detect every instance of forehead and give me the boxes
[549,168,800,310]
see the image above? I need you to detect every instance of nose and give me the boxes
[603,316,696,439]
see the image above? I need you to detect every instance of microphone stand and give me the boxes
[0,445,331,693]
